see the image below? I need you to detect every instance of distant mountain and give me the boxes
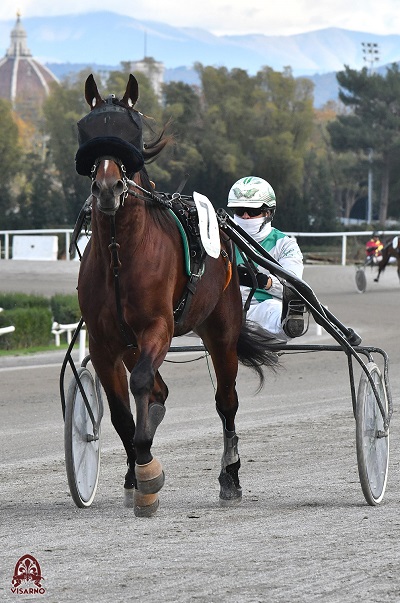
[305,72,341,108]
[2,12,399,108]
[1,12,400,76]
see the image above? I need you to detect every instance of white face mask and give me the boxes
[233,215,272,242]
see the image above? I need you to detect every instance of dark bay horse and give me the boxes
[75,74,278,516]
[374,236,400,283]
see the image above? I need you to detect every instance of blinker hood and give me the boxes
[75,103,144,177]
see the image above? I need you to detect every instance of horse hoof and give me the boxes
[219,493,243,507]
[135,458,165,494]
[123,487,135,508]
[134,490,159,517]
[218,469,242,505]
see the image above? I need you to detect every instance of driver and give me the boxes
[365,232,383,263]
[227,176,307,342]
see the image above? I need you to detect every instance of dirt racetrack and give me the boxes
[0,260,399,603]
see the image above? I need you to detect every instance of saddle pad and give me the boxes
[193,191,220,258]
[392,236,398,249]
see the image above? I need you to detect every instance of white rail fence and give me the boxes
[1,228,400,266]
[1,227,400,355]
[0,308,15,338]
[0,326,15,336]
[1,227,398,355]
[52,321,87,364]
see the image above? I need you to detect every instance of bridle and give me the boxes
[91,157,172,209]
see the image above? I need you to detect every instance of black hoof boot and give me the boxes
[219,460,242,505]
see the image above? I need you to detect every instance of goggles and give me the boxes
[233,206,266,217]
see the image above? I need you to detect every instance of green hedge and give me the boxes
[0,307,53,349]
[0,293,50,310]
[50,294,81,324]
[0,293,80,350]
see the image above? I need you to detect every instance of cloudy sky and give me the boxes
[1,0,400,36]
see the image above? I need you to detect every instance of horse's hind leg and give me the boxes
[216,404,242,505]
[201,337,242,504]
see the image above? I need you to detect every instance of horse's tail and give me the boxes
[237,320,279,391]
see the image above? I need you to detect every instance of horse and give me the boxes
[75,74,278,516]
[374,236,400,283]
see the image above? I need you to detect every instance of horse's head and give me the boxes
[90,157,128,215]
[75,74,145,214]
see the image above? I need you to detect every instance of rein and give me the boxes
[126,179,172,209]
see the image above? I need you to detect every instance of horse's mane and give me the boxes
[141,116,174,163]
[135,166,177,238]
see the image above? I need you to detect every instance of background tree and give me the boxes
[183,64,316,222]
[160,80,203,192]
[43,73,94,223]
[0,99,23,227]
[328,64,400,224]
[12,61,398,233]
[9,153,64,229]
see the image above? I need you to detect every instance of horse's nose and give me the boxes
[112,179,125,197]
[91,179,123,215]
[91,180,102,198]
[91,179,124,200]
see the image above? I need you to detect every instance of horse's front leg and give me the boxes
[89,348,138,498]
[129,346,169,516]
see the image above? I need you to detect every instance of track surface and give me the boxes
[0,260,399,602]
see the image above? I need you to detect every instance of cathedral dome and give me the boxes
[0,13,59,122]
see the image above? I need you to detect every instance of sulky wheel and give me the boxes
[64,367,102,508]
[355,268,367,293]
[356,362,389,505]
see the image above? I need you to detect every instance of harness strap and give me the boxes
[167,209,192,276]
[69,196,92,259]
[109,216,138,349]
[168,201,207,325]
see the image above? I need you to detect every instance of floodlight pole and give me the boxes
[367,148,373,224]
[361,43,380,224]
[361,42,380,75]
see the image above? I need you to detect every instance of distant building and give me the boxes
[129,57,165,101]
[0,13,59,123]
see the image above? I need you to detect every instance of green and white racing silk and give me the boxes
[234,216,303,302]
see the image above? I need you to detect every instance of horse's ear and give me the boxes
[121,74,139,108]
[85,74,103,109]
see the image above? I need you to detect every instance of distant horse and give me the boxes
[374,236,400,283]
[75,74,277,516]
